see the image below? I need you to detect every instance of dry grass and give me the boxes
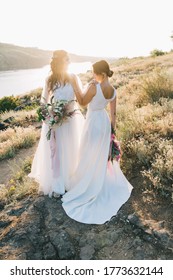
[111,53,173,198]
[0,110,37,122]
[0,157,37,207]
[0,126,40,160]
[0,109,38,125]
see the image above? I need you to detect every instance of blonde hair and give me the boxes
[48,50,70,92]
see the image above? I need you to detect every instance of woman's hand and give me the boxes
[111,124,116,135]
[88,79,98,86]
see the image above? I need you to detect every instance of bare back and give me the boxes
[100,83,115,100]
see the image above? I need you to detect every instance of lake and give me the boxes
[0,62,92,98]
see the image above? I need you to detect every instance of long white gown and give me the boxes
[62,83,133,224]
[29,78,84,196]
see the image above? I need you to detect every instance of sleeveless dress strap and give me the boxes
[109,88,116,101]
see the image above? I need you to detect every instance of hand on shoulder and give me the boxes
[88,79,98,86]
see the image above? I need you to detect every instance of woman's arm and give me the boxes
[71,75,96,106]
[109,96,116,129]
[41,77,49,104]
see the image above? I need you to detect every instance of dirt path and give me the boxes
[0,143,38,185]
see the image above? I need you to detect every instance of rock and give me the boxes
[80,245,95,260]
[0,195,172,260]
[153,229,169,245]
[79,232,96,248]
[133,228,142,235]
[12,229,30,246]
[0,220,11,228]
[49,230,76,259]
[128,213,139,224]
[14,105,24,111]
[7,207,26,217]
[127,213,144,229]
[3,116,14,124]
[96,231,114,248]
[167,238,173,251]
[79,229,121,251]
[157,221,165,229]
[18,253,27,260]
[43,242,57,260]
[29,252,43,260]
[0,122,8,131]
[132,236,142,247]
[33,196,46,209]
[96,246,117,260]
[0,201,5,210]
[142,234,154,243]
[134,246,145,260]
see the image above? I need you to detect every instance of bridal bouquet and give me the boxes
[37,96,77,140]
[108,127,121,162]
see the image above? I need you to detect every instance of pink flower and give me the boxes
[111,134,115,141]
[54,116,59,122]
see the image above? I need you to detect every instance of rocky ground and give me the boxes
[0,181,173,260]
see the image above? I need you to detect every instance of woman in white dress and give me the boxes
[29,50,84,197]
[62,60,133,224]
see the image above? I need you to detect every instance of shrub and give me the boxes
[0,96,20,113]
[142,139,173,196]
[150,49,166,57]
[123,135,173,198]
[116,84,173,200]
[0,88,42,114]
[140,69,173,103]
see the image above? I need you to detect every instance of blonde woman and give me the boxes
[29,50,84,196]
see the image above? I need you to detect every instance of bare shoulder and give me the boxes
[69,73,77,82]
[109,84,115,92]
[45,75,50,82]
[108,85,116,98]
[101,83,115,99]
[44,75,51,88]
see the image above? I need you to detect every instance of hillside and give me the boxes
[0,52,173,260]
[0,43,116,71]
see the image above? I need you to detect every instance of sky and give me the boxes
[0,0,173,58]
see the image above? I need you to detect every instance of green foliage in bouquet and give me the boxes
[37,96,78,140]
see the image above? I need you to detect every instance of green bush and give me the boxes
[0,96,20,113]
[150,49,166,57]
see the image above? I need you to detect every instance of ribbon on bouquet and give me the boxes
[49,130,60,177]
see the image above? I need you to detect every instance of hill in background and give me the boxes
[0,51,173,260]
[0,42,116,71]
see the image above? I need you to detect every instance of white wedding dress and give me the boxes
[29,78,84,196]
[62,83,133,224]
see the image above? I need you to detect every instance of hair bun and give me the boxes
[108,70,113,77]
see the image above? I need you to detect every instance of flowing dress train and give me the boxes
[62,83,133,224]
